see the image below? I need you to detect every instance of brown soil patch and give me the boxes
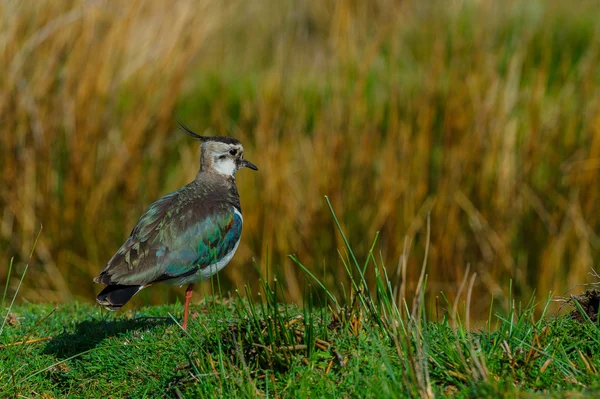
[570,289,600,323]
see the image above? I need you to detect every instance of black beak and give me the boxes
[241,159,258,171]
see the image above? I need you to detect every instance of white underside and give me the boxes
[199,238,240,280]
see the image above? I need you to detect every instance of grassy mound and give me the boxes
[3,295,600,398]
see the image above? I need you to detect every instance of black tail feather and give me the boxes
[96,285,143,311]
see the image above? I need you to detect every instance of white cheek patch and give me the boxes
[214,158,237,175]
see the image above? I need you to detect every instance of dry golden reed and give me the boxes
[1,0,599,317]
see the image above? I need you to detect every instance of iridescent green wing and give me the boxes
[157,207,242,278]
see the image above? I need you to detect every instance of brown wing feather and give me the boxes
[94,190,178,285]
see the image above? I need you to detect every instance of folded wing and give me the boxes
[94,184,242,287]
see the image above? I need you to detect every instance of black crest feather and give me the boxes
[176,118,241,145]
[177,117,205,140]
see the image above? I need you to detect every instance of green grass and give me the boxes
[3,209,600,398]
[3,288,600,398]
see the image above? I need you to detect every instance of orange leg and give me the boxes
[182,283,195,330]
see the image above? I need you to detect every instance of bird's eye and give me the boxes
[229,149,238,156]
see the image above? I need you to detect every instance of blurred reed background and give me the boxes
[1,0,599,317]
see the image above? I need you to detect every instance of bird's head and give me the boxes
[178,120,258,176]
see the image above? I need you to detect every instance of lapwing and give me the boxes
[94,121,257,330]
